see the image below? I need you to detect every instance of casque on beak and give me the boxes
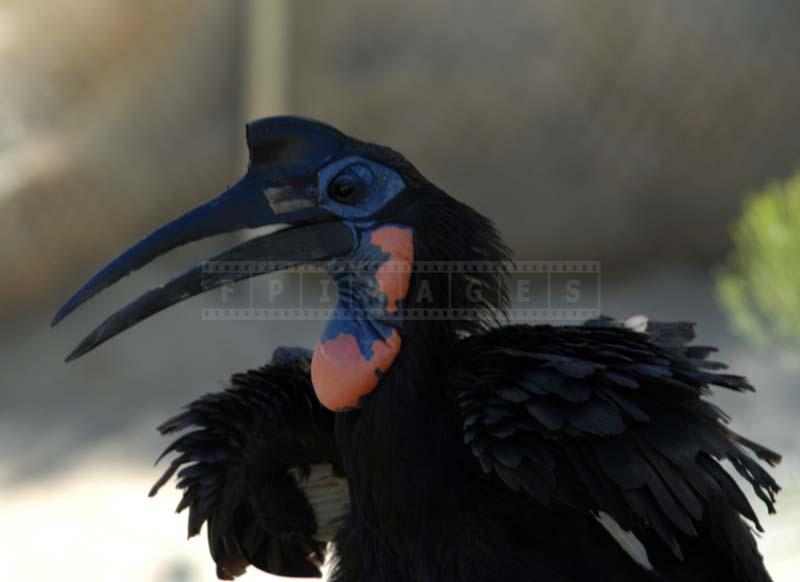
[53,117,357,361]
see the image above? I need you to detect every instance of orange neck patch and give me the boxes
[311,329,402,410]
[371,226,414,313]
[311,225,414,411]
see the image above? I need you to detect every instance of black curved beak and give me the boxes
[53,116,356,361]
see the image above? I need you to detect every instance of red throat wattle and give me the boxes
[311,226,414,411]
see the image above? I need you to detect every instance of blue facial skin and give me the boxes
[317,156,406,219]
[315,156,411,362]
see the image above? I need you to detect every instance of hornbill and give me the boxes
[54,117,781,581]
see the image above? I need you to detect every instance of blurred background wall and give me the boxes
[0,1,798,580]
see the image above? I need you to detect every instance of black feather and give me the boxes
[150,348,337,579]
[451,318,780,572]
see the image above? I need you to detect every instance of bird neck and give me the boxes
[311,189,512,412]
[330,195,513,531]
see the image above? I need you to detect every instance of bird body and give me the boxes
[55,117,780,581]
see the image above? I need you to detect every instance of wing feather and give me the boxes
[150,347,348,579]
[450,317,780,569]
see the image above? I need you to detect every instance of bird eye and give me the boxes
[330,175,359,203]
[328,164,373,205]
[328,164,373,204]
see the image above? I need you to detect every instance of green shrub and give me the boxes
[716,171,800,353]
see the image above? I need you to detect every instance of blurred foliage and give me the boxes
[717,171,800,353]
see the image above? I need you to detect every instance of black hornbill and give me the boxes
[54,117,781,581]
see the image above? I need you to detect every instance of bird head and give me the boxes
[54,116,509,411]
